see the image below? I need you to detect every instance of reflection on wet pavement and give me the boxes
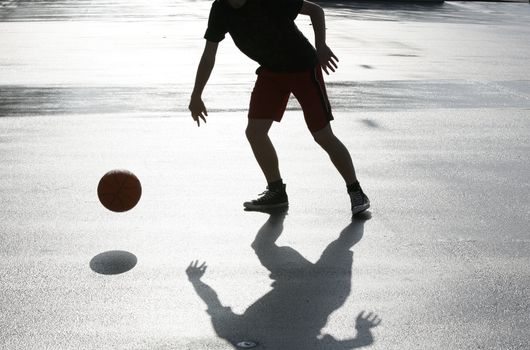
[2,80,530,117]
[1,0,529,117]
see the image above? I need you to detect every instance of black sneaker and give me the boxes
[349,189,370,215]
[244,184,288,211]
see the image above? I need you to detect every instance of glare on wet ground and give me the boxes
[1,1,529,114]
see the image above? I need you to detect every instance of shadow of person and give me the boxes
[186,209,380,349]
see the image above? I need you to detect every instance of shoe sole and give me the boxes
[243,201,289,211]
[352,203,370,216]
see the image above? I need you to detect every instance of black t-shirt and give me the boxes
[204,0,317,72]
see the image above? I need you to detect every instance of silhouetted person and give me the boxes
[186,211,380,349]
[188,0,370,214]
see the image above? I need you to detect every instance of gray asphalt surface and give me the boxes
[1,1,529,349]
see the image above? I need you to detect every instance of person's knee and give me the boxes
[245,126,260,142]
[312,132,326,146]
[312,125,335,147]
[246,121,270,142]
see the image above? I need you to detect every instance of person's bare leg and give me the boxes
[245,119,282,183]
[312,124,357,185]
[312,124,369,214]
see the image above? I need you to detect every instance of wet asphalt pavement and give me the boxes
[1,1,529,349]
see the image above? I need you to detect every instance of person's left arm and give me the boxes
[299,0,338,75]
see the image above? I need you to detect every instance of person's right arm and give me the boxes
[189,40,219,126]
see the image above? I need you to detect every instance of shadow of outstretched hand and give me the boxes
[355,311,381,331]
[318,311,381,349]
[186,260,207,281]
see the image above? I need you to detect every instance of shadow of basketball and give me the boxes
[90,250,137,275]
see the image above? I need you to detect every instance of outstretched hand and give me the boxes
[186,260,207,281]
[316,44,339,75]
[355,311,382,330]
[188,96,208,127]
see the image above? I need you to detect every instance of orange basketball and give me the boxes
[97,169,142,212]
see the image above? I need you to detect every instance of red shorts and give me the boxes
[248,66,334,132]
